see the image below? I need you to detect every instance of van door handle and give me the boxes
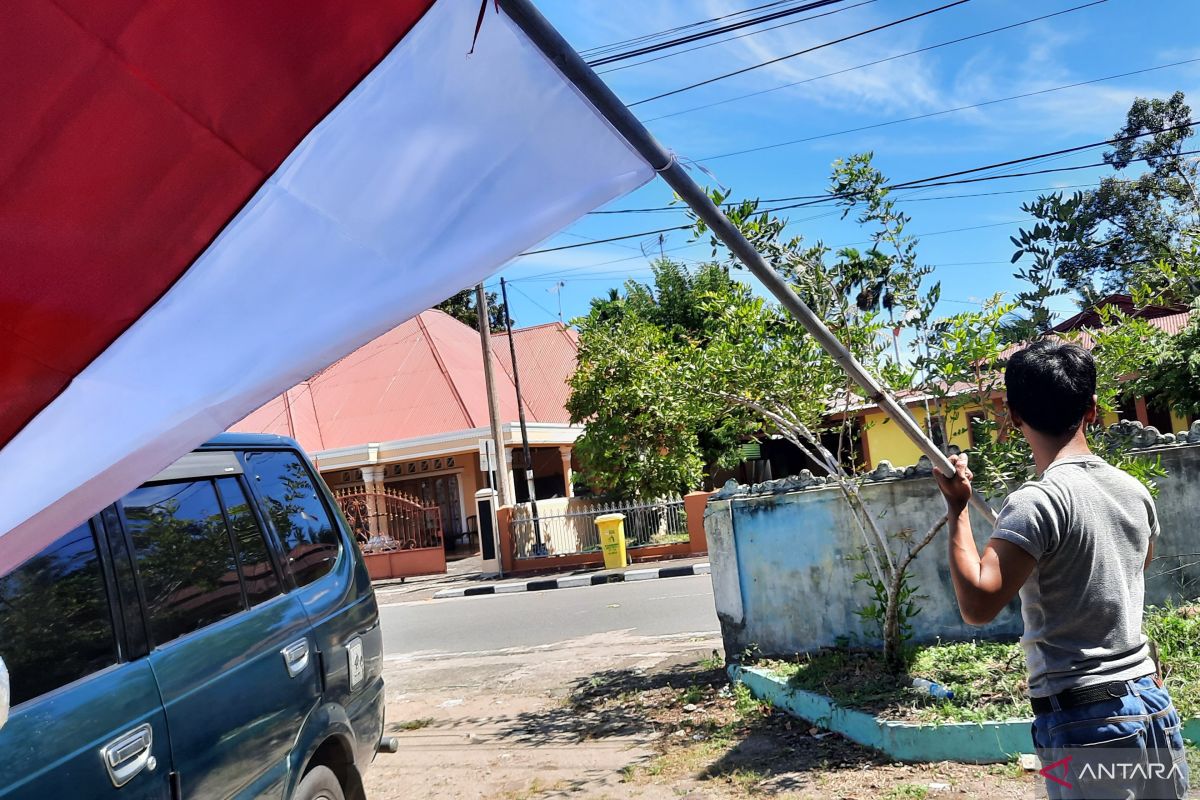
[101,723,155,787]
[281,639,310,678]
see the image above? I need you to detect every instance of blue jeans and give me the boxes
[1032,676,1191,799]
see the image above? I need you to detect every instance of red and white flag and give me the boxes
[0,0,653,567]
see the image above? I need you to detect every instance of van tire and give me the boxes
[293,766,346,800]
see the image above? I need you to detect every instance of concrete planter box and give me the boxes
[734,666,1200,763]
[734,664,1032,763]
[363,546,446,580]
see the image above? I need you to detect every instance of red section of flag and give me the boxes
[0,0,435,448]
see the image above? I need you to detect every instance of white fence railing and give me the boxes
[510,495,687,558]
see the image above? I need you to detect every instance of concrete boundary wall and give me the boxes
[705,423,1200,658]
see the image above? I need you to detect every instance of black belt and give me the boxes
[1031,675,1159,715]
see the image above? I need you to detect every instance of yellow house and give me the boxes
[854,396,1193,471]
[852,296,1195,469]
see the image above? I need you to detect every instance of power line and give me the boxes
[522,124,1198,256]
[587,0,861,67]
[898,183,1100,203]
[598,0,877,75]
[746,123,1200,206]
[593,182,1101,216]
[506,280,563,322]
[523,224,693,255]
[580,0,814,58]
[639,0,1109,121]
[629,0,976,107]
[888,140,1199,192]
[587,0,850,65]
[836,218,1027,247]
[747,148,1200,217]
[694,59,1200,162]
[527,156,1197,255]
[592,122,1199,218]
[506,260,1025,289]
[511,243,710,283]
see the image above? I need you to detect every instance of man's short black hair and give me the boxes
[1005,340,1096,437]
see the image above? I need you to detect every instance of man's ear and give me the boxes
[1083,394,1099,425]
[1006,402,1024,429]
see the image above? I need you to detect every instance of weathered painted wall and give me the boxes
[706,424,1200,658]
[861,406,972,470]
[861,405,1195,470]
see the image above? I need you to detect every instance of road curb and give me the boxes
[432,562,710,599]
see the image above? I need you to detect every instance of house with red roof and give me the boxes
[231,309,582,548]
[835,295,1197,472]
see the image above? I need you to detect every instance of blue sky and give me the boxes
[484,0,1200,329]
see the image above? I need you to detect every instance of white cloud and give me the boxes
[694,0,950,114]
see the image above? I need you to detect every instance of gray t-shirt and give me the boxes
[991,454,1159,697]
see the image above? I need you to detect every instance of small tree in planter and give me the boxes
[680,156,954,672]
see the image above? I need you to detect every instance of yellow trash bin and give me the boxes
[596,513,628,570]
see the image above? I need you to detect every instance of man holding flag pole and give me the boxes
[2,0,1186,796]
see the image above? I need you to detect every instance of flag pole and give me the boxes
[498,0,996,525]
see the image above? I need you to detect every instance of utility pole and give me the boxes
[476,284,511,507]
[500,278,545,556]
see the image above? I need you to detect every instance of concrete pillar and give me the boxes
[683,491,714,555]
[496,505,515,575]
[476,489,501,577]
[360,465,388,539]
[1135,396,1150,426]
[558,446,574,498]
[504,447,518,504]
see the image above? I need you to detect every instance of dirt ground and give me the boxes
[363,630,1037,799]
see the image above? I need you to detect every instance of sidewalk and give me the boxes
[372,553,711,604]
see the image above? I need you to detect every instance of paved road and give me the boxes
[378,574,719,657]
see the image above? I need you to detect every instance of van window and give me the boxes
[124,481,246,646]
[0,521,117,706]
[244,451,339,587]
[216,477,282,606]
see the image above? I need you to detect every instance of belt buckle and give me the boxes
[1105,681,1127,698]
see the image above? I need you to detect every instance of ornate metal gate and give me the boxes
[334,486,443,553]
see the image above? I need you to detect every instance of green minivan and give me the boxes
[0,435,388,799]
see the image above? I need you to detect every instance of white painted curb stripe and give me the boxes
[425,563,710,600]
[623,568,660,582]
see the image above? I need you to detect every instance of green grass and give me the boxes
[760,604,1200,724]
[393,717,435,731]
[1144,603,1200,718]
[884,785,928,800]
[728,768,769,793]
[733,681,771,718]
[680,684,705,705]
[764,643,1032,724]
[987,756,1026,780]
[907,640,1029,723]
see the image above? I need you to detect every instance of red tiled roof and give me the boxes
[999,309,1194,360]
[1051,294,1189,332]
[492,322,579,424]
[231,310,577,452]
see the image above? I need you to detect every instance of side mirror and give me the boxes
[0,656,8,731]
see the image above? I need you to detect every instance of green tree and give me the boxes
[1035,92,1199,301]
[436,287,507,332]
[1007,193,1082,337]
[1128,301,1200,419]
[567,261,755,499]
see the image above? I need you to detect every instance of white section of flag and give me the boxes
[0,0,652,570]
